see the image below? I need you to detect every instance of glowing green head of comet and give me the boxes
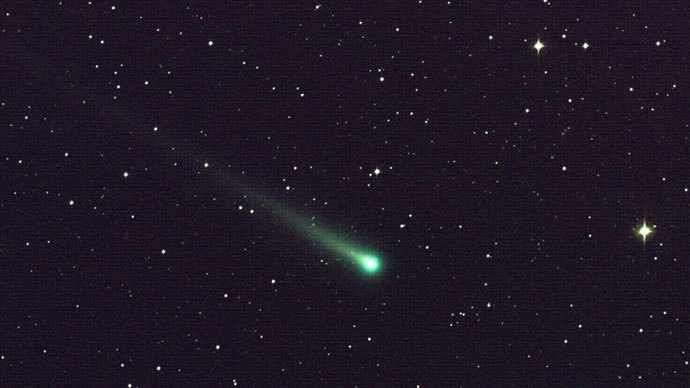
[301,226,383,275]
[358,254,381,273]
[308,228,382,275]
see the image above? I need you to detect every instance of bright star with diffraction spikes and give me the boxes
[638,221,653,243]
[534,39,544,54]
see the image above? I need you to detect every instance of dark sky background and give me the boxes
[2,1,689,387]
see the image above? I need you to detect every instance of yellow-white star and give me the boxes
[534,40,544,54]
[582,42,589,50]
[638,222,652,243]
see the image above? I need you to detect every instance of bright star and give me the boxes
[582,42,589,50]
[638,222,652,243]
[534,40,544,54]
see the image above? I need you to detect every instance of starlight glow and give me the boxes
[534,39,544,54]
[638,221,652,243]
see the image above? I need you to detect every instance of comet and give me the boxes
[68,81,384,276]
[208,162,383,275]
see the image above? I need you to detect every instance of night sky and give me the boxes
[2,2,689,387]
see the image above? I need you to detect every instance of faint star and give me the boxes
[533,40,544,54]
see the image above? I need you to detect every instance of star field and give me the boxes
[2,2,689,386]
